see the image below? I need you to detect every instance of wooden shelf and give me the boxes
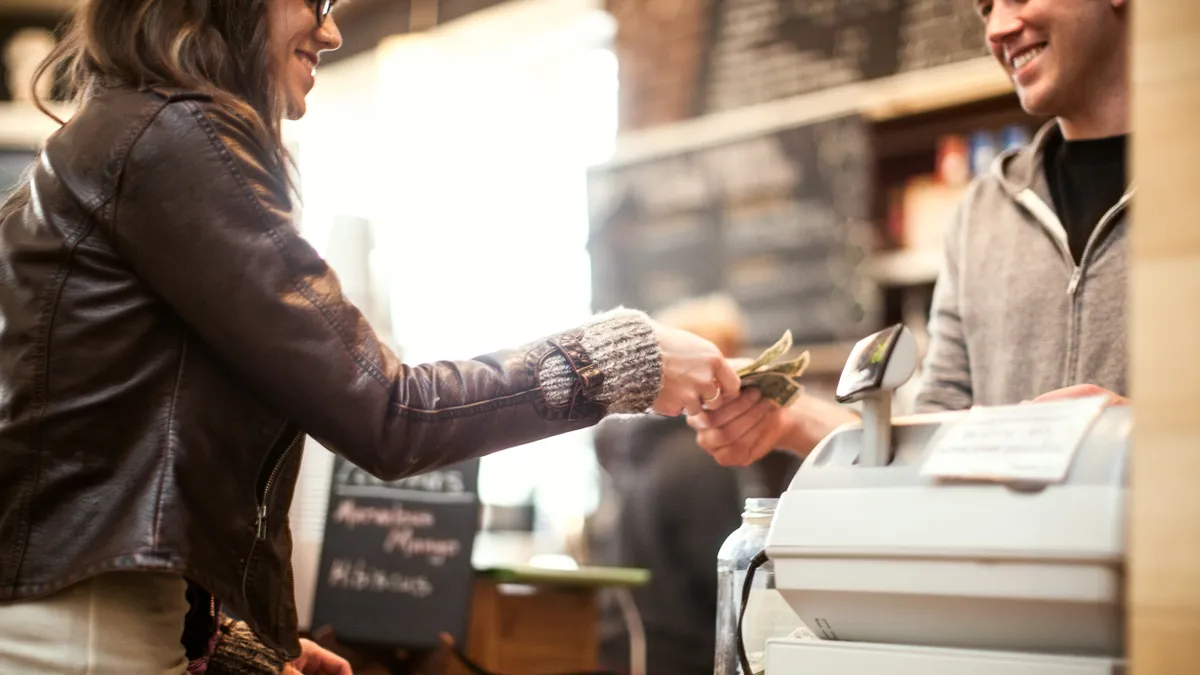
[865,249,943,287]
[602,57,1014,168]
[859,59,1013,122]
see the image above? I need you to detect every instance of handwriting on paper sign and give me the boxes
[952,423,1062,453]
[327,558,434,597]
[921,396,1109,483]
[333,499,464,566]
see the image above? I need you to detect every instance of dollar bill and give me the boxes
[737,331,810,406]
[754,352,811,378]
[736,330,793,378]
[741,371,803,407]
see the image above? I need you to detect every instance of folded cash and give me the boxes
[741,371,803,406]
[737,330,810,407]
[737,330,793,377]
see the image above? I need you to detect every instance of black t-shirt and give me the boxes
[1044,132,1129,265]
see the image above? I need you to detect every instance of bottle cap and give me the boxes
[744,497,778,516]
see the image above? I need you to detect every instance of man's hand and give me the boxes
[284,639,352,675]
[688,382,861,466]
[687,388,794,466]
[1032,384,1129,406]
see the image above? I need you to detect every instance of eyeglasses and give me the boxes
[309,0,334,27]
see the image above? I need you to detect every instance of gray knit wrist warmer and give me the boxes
[538,308,662,414]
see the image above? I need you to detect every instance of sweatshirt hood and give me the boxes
[993,119,1062,202]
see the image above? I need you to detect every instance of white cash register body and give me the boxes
[763,325,1128,675]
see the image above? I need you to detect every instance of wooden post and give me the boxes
[1128,2,1200,674]
[410,0,440,32]
[444,580,600,675]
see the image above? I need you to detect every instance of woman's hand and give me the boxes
[651,324,742,416]
[284,639,352,675]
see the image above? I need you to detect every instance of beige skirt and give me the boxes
[0,571,191,674]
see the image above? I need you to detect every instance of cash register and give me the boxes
[761,324,1128,675]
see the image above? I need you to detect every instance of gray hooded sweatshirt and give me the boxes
[914,120,1133,412]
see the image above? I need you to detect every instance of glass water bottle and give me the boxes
[714,498,801,675]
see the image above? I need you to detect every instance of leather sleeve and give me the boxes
[109,97,638,480]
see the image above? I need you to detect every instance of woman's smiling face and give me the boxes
[267,0,343,120]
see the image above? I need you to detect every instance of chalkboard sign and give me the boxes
[587,114,880,346]
[698,0,987,113]
[310,458,481,649]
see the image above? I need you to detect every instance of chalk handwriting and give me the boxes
[327,558,434,597]
[384,528,462,566]
[332,499,435,530]
[334,462,468,494]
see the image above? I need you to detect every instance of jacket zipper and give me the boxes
[241,424,303,648]
[1068,191,1134,296]
[271,430,304,646]
[255,428,301,540]
[241,424,287,600]
[1016,187,1133,387]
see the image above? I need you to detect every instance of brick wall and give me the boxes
[606,0,712,130]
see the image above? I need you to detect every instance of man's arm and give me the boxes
[688,194,978,466]
[913,197,974,413]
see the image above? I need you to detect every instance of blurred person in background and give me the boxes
[589,294,781,675]
[0,1,744,673]
[690,0,1133,467]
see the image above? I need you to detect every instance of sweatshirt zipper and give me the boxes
[1068,191,1134,296]
[1016,187,1133,387]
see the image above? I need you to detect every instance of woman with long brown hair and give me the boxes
[0,1,743,672]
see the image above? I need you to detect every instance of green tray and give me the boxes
[477,564,650,588]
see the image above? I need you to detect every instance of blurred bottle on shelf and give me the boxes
[1001,124,1033,151]
[935,134,971,187]
[969,130,999,177]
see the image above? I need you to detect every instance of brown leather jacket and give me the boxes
[0,85,660,659]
